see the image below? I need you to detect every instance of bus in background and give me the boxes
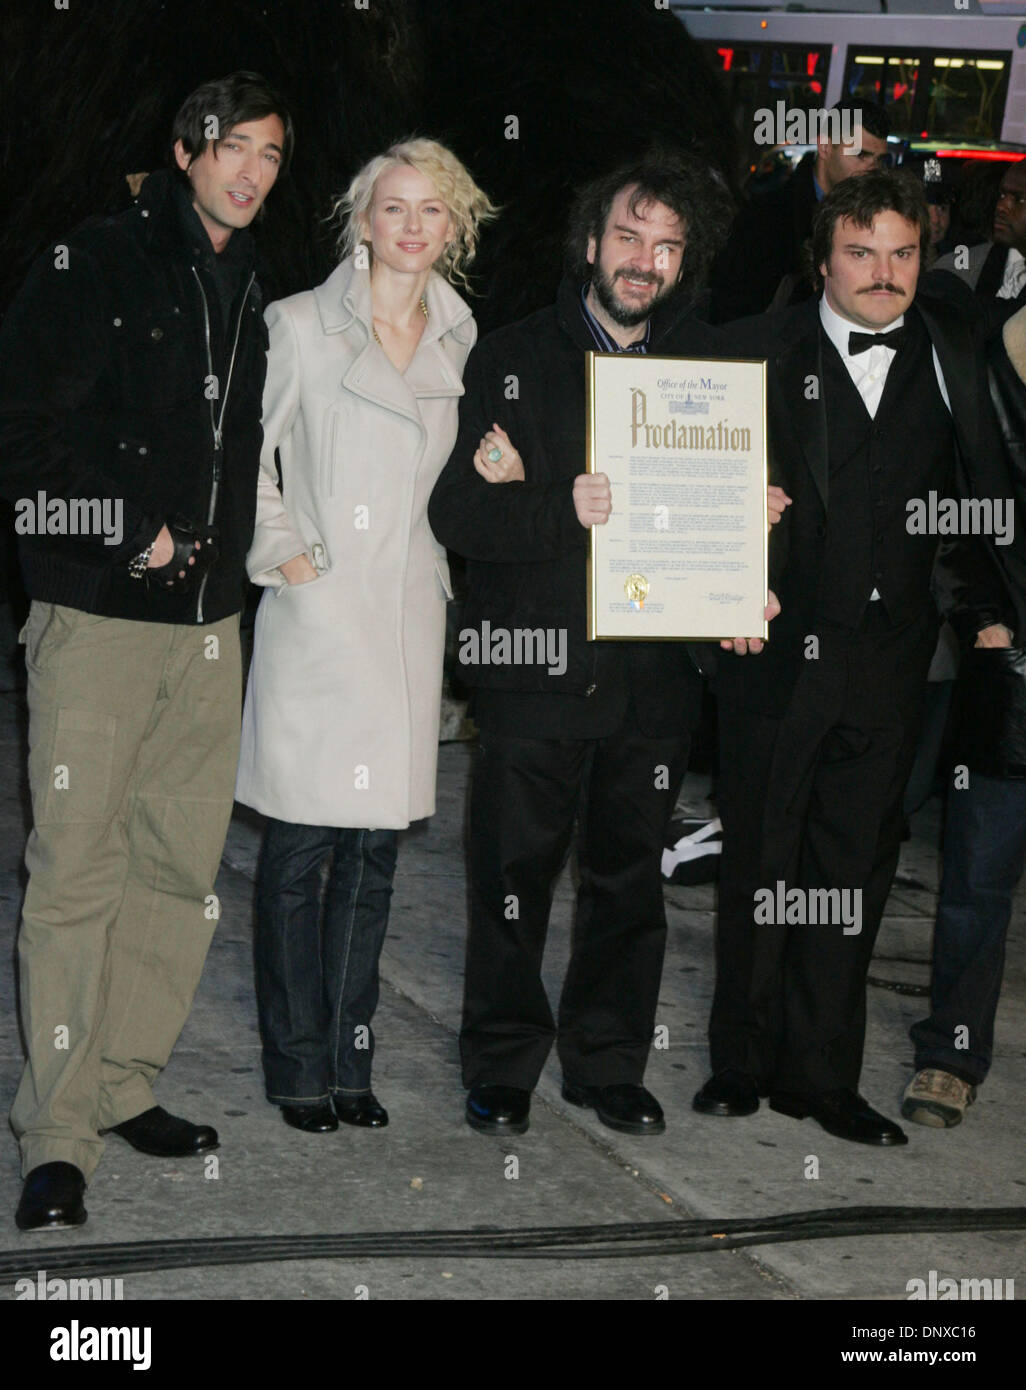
[672,1,1026,184]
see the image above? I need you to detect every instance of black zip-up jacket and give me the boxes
[428,276,724,735]
[0,169,269,624]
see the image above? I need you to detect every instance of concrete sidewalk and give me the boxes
[0,624,1023,1299]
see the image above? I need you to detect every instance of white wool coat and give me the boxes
[235,256,475,827]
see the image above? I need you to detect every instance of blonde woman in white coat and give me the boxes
[236,140,496,1133]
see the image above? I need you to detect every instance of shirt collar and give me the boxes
[819,292,905,360]
[579,284,651,353]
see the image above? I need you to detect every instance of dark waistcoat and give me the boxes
[815,309,956,629]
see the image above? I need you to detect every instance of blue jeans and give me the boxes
[254,818,398,1104]
[910,773,1026,1085]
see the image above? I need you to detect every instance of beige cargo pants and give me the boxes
[10,602,241,1180]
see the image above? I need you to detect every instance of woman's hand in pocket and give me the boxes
[279,553,319,585]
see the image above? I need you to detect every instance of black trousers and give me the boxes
[711,608,937,1095]
[460,707,690,1089]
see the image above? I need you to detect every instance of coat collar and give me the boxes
[314,255,474,344]
[133,169,256,271]
[915,274,979,458]
[313,256,474,426]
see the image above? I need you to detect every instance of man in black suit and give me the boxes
[711,100,890,323]
[429,156,744,1139]
[695,171,1016,1145]
[935,158,1026,323]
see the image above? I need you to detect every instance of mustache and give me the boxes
[857,283,906,296]
[615,268,662,286]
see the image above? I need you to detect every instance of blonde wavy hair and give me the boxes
[329,137,498,293]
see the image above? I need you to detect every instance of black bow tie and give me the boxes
[848,326,908,356]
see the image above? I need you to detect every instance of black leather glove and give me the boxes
[147,517,219,594]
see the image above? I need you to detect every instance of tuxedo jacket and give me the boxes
[715,271,1026,715]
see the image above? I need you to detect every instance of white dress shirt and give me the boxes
[818,295,952,599]
[998,246,1026,301]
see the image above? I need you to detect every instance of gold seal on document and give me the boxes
[624,573,650,609]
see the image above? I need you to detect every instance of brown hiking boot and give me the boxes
[901,1069,977,1128]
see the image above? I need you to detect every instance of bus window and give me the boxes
[702,41,830,176]
[928,55,1010,142]
[844,47,1010,141]
[846,50,921,133]
[767,46,828,114]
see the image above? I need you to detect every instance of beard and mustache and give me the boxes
[589,260,681,327]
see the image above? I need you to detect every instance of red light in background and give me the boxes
[935,149,1026,161]
[810,81,822,94]
[717,47,734,71]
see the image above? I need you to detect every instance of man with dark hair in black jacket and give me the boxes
[696,171,1019,1146]
[0,72,289,1230]
[710,100,890,323]
[429,156,769,1138]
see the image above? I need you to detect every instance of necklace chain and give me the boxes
[372,296,428,346]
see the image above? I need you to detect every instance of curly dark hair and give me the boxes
[810,169,929,291]
[565,151,734,303]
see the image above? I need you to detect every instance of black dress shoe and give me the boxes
[282,1103,338,1132]
[770,1088,908,1146]
[693,1069,760,1116]
[16,1162,87,1231]
[465,1084,531,1135]
[563,1082,665,1135]
[333,1093,388,1128]
[107,1105,219,1157]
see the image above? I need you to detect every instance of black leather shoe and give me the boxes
[562,1082,665,1135]
[107,1105,219,1157]
[333,1093,388,1128]
[282,1103,338,1132]
[693,1069,760,1116]
[769,1088,908,1146]
[16,1162,87,1231]
[465,1084,531,1135]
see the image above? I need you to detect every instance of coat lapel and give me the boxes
[774,303,828,511]
[313,259,472,426]
[914,283,979,461]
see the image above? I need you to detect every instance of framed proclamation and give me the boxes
[586,352,768,641]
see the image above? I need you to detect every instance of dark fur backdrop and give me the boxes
[0,0,735,328]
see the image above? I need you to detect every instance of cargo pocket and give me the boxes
[37,707,118,825]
